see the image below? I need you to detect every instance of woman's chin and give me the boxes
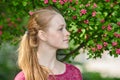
[61,45,69,49]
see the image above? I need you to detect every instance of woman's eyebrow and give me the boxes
[59,24,66,27]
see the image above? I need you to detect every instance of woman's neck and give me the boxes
[37,42,58,70]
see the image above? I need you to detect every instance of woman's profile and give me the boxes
[14,7,82,80]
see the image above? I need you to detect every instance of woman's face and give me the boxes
[45,14,70,49]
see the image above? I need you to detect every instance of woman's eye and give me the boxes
[59,28,63,31]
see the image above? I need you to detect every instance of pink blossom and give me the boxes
[114,32,118,38]
[60,0,64,5]
[72,15,77,20]
[63,0,68,3]
[91,47,96,52]
[117,22,120,26]
[0,25,3,29]
[86,3,90,7]
[69,6,76,10]
[7,18,11,22]
[112,42,117,46]
[103,34,107,37]
[114,33,120,38]
[97,44,103,50]
[118,34,120,38]
[77,28,82,33]
[76,1,78,4]
[29,11,34,16]
[72,7,76,10]
[8,23,13,27]
[80,9,87,15]
[116,48,120,54]
[13,23,17,27]
[100,19,105,23]
[0,31,2,36]
[44,0,48,4]
[84,20,89,24]
[93,3,97,8]
[107,25,112,31]
[17,18,21,21]
[52,0,57,2]
[80,13,82,16]
[106,0,110,2]
[69,0,72,2]
[114,1,118,4]
[103,42,108,47]
[92,11,96,17]
[102,26,106,30]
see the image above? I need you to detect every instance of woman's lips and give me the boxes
[63,39,69,42]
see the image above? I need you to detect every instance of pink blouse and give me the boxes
[14,63,82,80]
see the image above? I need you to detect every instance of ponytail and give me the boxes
[18,33,49,80]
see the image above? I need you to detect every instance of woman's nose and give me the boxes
[66,30,70,36]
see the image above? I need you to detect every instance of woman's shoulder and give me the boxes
[14,71,25,80]
[65,63,83,79]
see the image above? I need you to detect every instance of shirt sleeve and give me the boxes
[74,66,83,80]
[14,71,25,80]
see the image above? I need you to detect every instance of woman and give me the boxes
[14,7,82,80]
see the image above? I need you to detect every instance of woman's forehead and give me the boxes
[49,14,66,27]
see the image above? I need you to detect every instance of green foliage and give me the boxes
[83,71,120,80]
[0,42,19,80]
[0,0,120,61]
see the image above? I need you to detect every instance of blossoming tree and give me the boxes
[0,0,120,61]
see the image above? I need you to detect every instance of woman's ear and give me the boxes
[38,30,47,41]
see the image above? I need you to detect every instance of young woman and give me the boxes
[14,7,82,80]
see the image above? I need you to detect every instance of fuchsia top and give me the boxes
[14,63,82,80]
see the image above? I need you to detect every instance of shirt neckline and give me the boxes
[49,63,67,76]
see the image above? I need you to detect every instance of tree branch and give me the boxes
[62,41,86,61]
